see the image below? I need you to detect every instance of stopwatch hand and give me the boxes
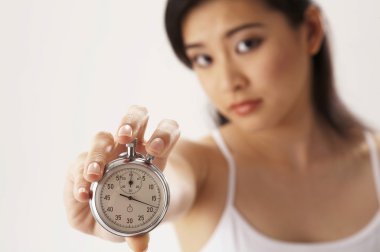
[120,194,158,208]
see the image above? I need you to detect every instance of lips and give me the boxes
[230,99,262,116]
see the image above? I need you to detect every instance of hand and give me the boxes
[64,105,180,252]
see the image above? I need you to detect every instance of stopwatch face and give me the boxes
[89,159,169,236]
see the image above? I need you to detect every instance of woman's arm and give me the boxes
[64,105,208,252]
[163,138,209,222]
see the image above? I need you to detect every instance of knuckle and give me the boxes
[69,152,87,173]
[74,163,85,176]
[74,175,85,187]
[94,131,114,142]
[92,132,114,150]
[128,104,148,114]
[162,119,179,128]
[158,119,180,134]
[169,119,179,127]
[123,105,149,123]
[88,152,107,165]
[77,152,88,161]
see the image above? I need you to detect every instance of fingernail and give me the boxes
[105,145,113,153]
[87,162,100,176]
[78,187,87,195]
[150,138,165,153]
[118,124,133,137]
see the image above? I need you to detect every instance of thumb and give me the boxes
[125,233,150,252]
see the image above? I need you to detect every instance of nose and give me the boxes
[218,58,249,92]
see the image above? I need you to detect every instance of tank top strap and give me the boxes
[364,130,380,203]
[211,128,236,207]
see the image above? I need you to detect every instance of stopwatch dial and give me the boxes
[94,164,167,235]
[118,170,142,194]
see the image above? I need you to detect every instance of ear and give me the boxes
[303,5,325,56]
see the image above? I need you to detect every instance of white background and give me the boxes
[0,0,379,251]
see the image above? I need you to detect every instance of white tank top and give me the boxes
[200,128,380,252]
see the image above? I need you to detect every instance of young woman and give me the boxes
[64,0,380,251]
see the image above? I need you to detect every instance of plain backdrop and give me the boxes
[0,0,379,251]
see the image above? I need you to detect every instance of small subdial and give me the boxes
[119,170,142,194]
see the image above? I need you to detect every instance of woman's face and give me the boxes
[182,0,315,132]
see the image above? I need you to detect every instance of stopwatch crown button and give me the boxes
[145,154,155,164]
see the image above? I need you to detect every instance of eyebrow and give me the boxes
[185,22,264,50]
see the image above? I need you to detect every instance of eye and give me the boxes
[235,38,262,54]
[191,54,212,68]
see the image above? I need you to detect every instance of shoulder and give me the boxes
[351,128,380,161]
[372,131,380,144]
[359,129,380,150]
[170,133,217,163]
[168,131,220,185]
[372,131,380,152]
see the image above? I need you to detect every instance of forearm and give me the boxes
[161,151,200,222]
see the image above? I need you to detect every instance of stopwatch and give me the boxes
[89,138,170,237]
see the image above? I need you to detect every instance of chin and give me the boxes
[231,115,268,133]
[231,110,282,134]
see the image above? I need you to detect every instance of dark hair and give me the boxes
[164,0,367,137]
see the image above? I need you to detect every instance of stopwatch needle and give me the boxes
[120,194,158,208]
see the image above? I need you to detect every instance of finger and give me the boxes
[72,153,92,202]
[125,234,150,252]
[145,119,180,170]
[116,105,149,147]
[83,131,115,182]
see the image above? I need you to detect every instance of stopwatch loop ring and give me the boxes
[119,138,138,160]
[126,138,138,159]
[119,138,155,163]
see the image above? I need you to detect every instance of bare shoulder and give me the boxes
[361,129,380,149]
[171,123,233,161]
[352,129,380,161]
[171,134,215,157]
[372,131,380,151]
[373,131,380,143]
[168,132,218,183]
[170,133,217,164]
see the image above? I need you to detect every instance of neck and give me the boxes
[231,107,345,173]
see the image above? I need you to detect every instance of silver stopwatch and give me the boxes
[89,139,170,237]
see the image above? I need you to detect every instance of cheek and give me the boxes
[197,75,223,107]
[197,75,214,97]
[253,41,308,105]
